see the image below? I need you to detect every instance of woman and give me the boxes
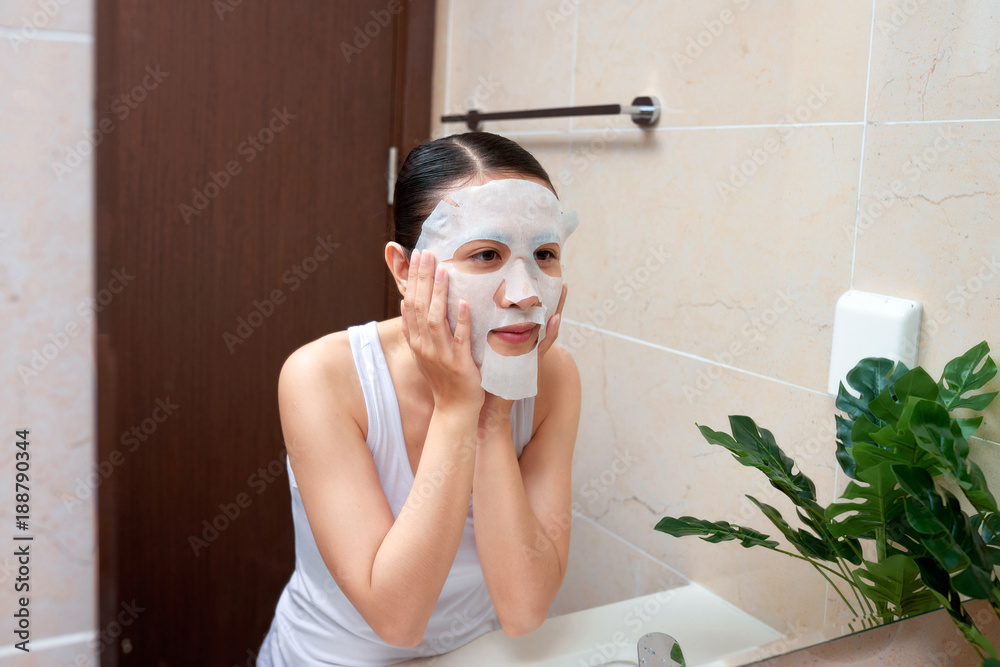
[258,132,581,666]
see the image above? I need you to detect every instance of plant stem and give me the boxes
[773,548,871,619]
[800,504,877,618]
[771,548,850,582]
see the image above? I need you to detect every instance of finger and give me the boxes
[413,250,437,346]
[426,264,450,340]
[454,299,473,361]
[403,250,420,344]
[400,300,410,345]
[539,284,568,356]
[538,313,559,357]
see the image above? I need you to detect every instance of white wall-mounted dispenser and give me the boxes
[827,290,923,395]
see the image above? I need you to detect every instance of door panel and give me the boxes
[96,2,434,664]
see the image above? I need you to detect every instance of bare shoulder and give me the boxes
[535,343,582,426]
[278,330,366,448]
[279,331,355,394]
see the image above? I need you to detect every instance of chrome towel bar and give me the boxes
[442,96,660,130]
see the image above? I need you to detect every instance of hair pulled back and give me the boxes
[392,132,555,251]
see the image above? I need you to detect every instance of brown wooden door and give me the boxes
[95,2,434,664]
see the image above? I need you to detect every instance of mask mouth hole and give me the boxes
[486,325,541,357]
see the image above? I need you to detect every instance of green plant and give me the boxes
[655,342,1000,665]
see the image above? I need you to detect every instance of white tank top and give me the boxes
[258,321,534,666]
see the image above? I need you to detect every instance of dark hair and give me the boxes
[392,132,556,251]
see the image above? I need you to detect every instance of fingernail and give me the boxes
[422,252,432,266]
[435,266,445,283]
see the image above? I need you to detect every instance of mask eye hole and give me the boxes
[472,249,502,263]
[535,244,562,277]
[450,240,510,273]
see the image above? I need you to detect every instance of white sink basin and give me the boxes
[396,583,783,666]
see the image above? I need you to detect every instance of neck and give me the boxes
[379,317,436,404]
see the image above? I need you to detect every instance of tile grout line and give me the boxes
[874,118,1000,125]
[848,0,879,291]
[0,630,96,657]
[567,1,580,132]
[442,0,453,123]
[572,510,692,584]
[837,3,876,591]
[502,117,1000,140]
[562,319,831,399]
[0,26,93,43]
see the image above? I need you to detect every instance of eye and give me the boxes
[471,249,502,263]
[535,248,559,262]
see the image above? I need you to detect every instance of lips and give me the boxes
[490,323,539,345]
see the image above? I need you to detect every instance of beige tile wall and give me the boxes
[0,0,97,663]
[432,0,1000,640]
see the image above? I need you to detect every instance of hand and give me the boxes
[401,249,484,411]
[537,284,568,359]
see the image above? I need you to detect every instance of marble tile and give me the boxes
[0,33,96,642]
[868,0,1000,121]
[0,0,93,35]
[505,134,572,193]
[550,514,687,617]
[565,326,839,632]
[429,0,451,139]
[558,124,860,393]
[852,121,1000,442]
[445,0,576,134]
[572,0,871,131]
[2,637,98,666]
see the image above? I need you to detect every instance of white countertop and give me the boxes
[395,583,784,666]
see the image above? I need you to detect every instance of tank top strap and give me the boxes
[347,321,413,516]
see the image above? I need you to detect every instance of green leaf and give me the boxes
[836,414,859,479]
[972,513,1000,548]
[844,357,909,406]
[870,368,940,427]
[852,555,941,619]
[957,416,985,439]
[654,516,779,549]
[895,367,941,402]
[938,341,997,411]
[827,462,906,540]
[835,358,910,478]
[746,496,847,563]
[697,417,820,513]
[670,642,686,665]
[904,399,999,515]
[956,391,1000,412]
[851,429,937,475]
[894,465,997,599]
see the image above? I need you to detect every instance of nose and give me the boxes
[493,258,542,309]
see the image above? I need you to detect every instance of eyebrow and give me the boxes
[531,231,561,247]
[459,230,513,245]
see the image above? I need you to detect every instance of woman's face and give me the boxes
[445,232,563,358]
[412,177,577,399]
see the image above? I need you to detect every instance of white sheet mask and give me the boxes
[412,178,578,400]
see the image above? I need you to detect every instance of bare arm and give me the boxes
[471,344,581,636]
[284,251,484,648]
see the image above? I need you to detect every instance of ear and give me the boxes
[384,242,411,296]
